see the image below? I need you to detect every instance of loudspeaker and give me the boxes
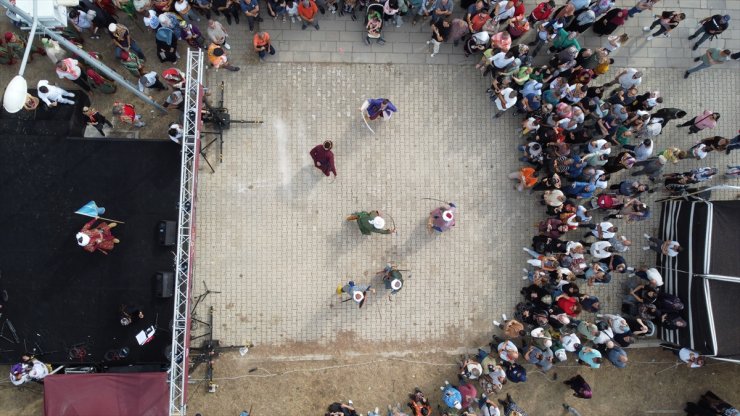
[154,271,175,298]
[157,220,177,246]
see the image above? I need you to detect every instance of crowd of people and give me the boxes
[318,0,736,414]
[3,0,740,141]
[2,0,739,412]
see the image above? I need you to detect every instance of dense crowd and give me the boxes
[2,0,739,413]
[320,0,737,414]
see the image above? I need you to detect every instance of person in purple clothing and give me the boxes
[363,98,398,120]
[428,202,457,233]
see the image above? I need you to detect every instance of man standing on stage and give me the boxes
[76,218,120,254]
[362,98,398,121]
[37,80,75,107]
[309,140,336,177]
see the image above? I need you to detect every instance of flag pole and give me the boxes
[95,216,125,224]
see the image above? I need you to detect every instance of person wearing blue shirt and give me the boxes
[565,154,585,178]
[364,98,398,120]
[563,181,595,199]
[577,346,602,368]
[240,0,262,31]
[604,342,629,368]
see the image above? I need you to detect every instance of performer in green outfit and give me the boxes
[346,210,395,235]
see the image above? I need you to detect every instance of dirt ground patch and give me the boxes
[185,347,740,416]
[4,347,736,416]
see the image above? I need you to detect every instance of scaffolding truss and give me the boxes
[169,48,204,416]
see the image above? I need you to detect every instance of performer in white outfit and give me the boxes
[37,80,75,106]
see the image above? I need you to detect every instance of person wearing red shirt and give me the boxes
[512,0,525,18]
[528,0,554,23]
[298,0,320,30]
[557,293,581,317]
[309,140,337,177]
[469,11,490,32]
[76,218,120,255]
[112,101,145,127]
[252,31,276,60]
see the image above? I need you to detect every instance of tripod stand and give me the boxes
[654,360,684,375]
[0,318,20,344]
[199,81,264,172]
[191,281,220,332]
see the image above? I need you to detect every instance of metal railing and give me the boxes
[168,48,204,416]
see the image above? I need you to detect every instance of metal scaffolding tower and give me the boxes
[168,48,205,416]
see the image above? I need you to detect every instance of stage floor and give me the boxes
[0,135,180,366]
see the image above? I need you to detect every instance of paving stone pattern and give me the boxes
[212,0,740,68]
[195,64,740,348]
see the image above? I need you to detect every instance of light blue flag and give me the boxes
[75,201,105,217]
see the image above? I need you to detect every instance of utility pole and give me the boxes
[0,0,167,113]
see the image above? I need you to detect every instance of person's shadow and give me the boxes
[278,165,322,206]
[385,217,435,262]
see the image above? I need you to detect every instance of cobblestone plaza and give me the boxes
[193,2,740,350]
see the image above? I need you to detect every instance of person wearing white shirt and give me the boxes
[641,118,662,137]
[168,123,184,144]
[690,143,708,159]
[643,234,681,257]
[491,0,514,23]
[37,80,75,106]
[590,240,613,259]
[576,205,592,223]
[493,88,517,118]
[28,359,49,381]
[55,58,92,92]
[569,0,589,11]
[587,139,611,156]
[491,51,514,69]
[616,68,642,89]
[601,313,630,334]
[588,169,608,190]
[144,10,161,30]
[561,332,581,352]
[138,71,168,92]
[625,138,654,161]
[175,0,201,22]
[585,221,616,240]
[592,326,613,345]
[661,344,704,368]
[678,347,704,368]
[69,9,99,38]
[603,33,628,54]
[9,358,49,386]
[479,398,501,416]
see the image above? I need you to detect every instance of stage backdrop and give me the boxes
[43,372,168,416]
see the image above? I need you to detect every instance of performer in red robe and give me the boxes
[76,218,120,254]
[309,140,337,177]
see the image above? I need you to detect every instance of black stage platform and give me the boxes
[0,89,89,137]
[0,134,180,367]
